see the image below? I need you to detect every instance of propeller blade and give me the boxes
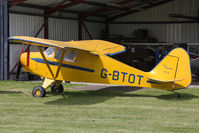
[25,45,31,52]
[27,48,30,67]
[16,62,22,80]
[10,44,32,80]
[16,45,31,79]
[15,43,25,80]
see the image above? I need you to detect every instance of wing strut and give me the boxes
[55,50,65,79]
[37,46,55,79]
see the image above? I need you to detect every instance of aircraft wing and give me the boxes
[9,36,126,55]
[68,40,126,56]
[9,36,87,50]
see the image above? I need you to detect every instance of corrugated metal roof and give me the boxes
[9,0,166,17]
[64,3,97,12]
[23,0,63,6]
[22,0,121,7]
[91,0,119,3]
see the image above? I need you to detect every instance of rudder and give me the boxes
[148,48,191,89]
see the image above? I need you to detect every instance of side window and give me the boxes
[44,47,55,57]
[54,49,61,59]
[64,49,78,63]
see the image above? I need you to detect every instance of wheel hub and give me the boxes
[36,90,41,96]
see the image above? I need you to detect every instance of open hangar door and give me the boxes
[105,0,199,76]
[7,0,199,80]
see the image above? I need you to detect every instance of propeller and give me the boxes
[9,43,31,80]
[16,59,22,80]
[16,45,31,80]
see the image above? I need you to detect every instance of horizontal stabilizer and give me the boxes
[148,77,184,83]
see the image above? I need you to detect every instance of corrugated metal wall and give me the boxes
[82,21,104,40]
[48,18,104,41]
[110,0,199,43]
[110,23,199,43]
[48,18,78,41]
[9,14,44,37]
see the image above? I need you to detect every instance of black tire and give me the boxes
[51,84,64,93]
[32,86,46,97]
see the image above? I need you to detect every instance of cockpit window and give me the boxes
[44,47,55,57]
[45,48,78,63]
[54,49,61,59]
[64,49,78,63]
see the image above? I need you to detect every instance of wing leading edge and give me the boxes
[9,36,126,55]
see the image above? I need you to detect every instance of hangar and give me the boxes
[0,0,198,80]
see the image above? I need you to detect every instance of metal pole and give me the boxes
[0,3,3,80]
[0,0,8,80]
[44,10,49,39]
[78,16,82,40]
[82,21,92,40]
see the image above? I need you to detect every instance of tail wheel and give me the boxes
[51,84,64,93]
[32,86,46,97]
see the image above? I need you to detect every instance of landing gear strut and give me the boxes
[173,91,181,98]
[51,84,64,93]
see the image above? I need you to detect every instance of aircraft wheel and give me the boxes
[32,86,46,97]
[51,84,64,93]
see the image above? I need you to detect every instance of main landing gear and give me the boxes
[172,91,181,98]
[51,84,64,93]
[32,78,64,97]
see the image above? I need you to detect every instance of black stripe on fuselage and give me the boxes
[31,58,95,73]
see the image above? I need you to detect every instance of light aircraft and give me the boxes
[9,36,191,97]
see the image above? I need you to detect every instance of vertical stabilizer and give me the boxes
[148,48,191,89]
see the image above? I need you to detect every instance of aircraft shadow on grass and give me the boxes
[45,86,199,105]
[156,93,199,101]
[0,91,22,95]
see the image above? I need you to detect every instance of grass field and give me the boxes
[0,81,199,133]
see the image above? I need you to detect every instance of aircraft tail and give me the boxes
[148,48,191,89]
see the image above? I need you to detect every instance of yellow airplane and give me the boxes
[9,36,191,97]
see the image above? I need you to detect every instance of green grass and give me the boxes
[0,81,199,133]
